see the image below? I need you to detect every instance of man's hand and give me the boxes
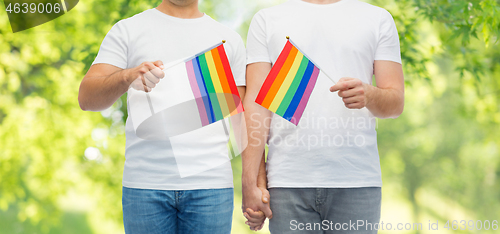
[329,77,371,109]
[242,186,271,231]
[80,60,164,111]
[244,207,266,231]
[128,60,165,92]
[329,61,404,118]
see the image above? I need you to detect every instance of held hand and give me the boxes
[242,186,272,230]
[329,77,370,109]
[243,187,271,231]
[128,60,165,92]
[244,208,266,231]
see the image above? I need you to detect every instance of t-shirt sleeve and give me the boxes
[374,10,402,64]
[92,21,128,69]
[246,10,271,65]
[231,36,247,86]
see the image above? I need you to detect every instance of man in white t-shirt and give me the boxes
[242,0,404,233]
[78,0,246,233]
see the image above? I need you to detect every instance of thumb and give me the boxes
[260,187,270,204]
[153,60,164,70]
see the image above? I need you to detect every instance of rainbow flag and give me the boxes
[255,39,320,125]
[128,41,247,167]
[185,42,244,127]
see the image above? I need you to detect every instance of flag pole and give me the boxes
[286,36,336,85]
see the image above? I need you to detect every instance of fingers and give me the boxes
[342,96,364,105]
[246,208,265,219]
[345,102,365,109]
[130,77,151,92]
[329,77,360,92]
[138,61,165,91]
[244,215,263,228]
[153,60,165,70]
[341,95,365,109]
[329,77,367,109]
[262,205,273,219]
[147,61,165,79]
[338,87,364,98]
[245,208,265,227]
[143,71,161,86]
[142,62,164,82]
[149,67,165,79]
[249,221,265,231]
[141,75,157,89]
[244,209,265,230]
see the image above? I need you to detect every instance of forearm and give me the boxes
[365,84,404,119]
[256,151,267,188]
[242,102,271,189]
[242,116,267,188]
[78,69,130,111]
[242,62,272,189]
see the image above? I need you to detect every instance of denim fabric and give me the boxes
[122,186,233,234]
[269,187,381,234]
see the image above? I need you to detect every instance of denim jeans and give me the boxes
[269,187,381,234]
[122,186,233,234]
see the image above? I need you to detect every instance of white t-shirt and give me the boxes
[247,0,401,188]
[93,9,246,190]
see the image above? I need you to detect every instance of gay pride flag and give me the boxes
[255,39,320,125]
[186,43,244,127]
[128,41,244,138]
[127,41,247,177]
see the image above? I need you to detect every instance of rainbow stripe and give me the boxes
[186,43,243,126]
[255,40,320,125]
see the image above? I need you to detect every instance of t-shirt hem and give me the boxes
[123,181,234,190]
[268,181,382,188]
[374,56,402,64]
[247,57,272,65]
[92,60,127,69]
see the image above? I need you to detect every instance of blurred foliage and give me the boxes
[0,0,499,234]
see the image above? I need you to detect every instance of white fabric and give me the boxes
[127,60,194,136]
[247,0,401,188]
[93,9,246,190]
[170,118,229,178]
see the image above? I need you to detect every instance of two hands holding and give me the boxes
[242,185,272,231]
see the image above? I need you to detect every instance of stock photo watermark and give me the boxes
[290,219,499,232]
[249,111,378,149]
[3,0,79,32]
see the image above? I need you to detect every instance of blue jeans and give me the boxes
[122,187,233,234]
[269,187,381,234]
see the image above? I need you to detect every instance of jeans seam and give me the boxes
[315,188,322,213]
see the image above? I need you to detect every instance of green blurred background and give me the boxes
[0,0,499,233]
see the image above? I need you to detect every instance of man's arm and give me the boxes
[78,61,164,111]
[242,62,273,218]
[330,60,404,118]
[256,151,268,190]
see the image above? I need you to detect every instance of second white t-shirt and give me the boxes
[247,0,401,188]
